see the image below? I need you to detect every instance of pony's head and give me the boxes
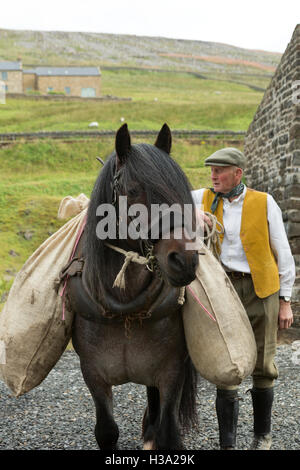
[85,123,199,295]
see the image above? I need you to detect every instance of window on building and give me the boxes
[1,71,8,81]
[64,86,71,95]
[47,87,53,93]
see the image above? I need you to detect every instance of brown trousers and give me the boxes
[220,276,279,390]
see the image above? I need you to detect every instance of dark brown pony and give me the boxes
[67,123,199,450]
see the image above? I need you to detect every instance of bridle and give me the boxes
[110,166,159,274]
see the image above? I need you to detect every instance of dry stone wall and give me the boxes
[244,25,300,321]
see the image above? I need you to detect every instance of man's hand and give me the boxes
[278,300,293,329]
[195,208,213,230]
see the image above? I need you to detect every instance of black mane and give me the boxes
[84,143,194,300]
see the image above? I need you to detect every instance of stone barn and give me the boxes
[1,63,102,97]
[0,60,23,93]
[33,66,101,97]
[244,24,300,320]
[0,80,5,103]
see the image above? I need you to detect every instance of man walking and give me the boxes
[192,147,295,450]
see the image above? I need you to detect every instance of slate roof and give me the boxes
[23,69,36,74]
[34,67,101,76]
[0,61,22,71]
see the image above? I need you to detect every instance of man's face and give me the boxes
[210,165,242,193]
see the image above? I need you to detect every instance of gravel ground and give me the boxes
[0,344,299,451]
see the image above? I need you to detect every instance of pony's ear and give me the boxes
[155,123,172,154]
[115,123,131,168]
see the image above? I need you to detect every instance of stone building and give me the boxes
[0,62,101,97]
[244,25,300,313]
[0,80,5,104]
[26,66,101,97]
[0,61,23,93]
[23,69,36,91]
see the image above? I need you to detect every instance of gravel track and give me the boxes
[0,344,299,451]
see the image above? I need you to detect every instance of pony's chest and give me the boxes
[89,317,185,386]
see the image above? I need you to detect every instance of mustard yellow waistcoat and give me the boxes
[202,188,280,298]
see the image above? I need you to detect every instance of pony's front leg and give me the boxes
[94,385,119,450]
[154,372,185,450]
[156,397,183,449]
[143,386,160,449]
[80,361,119,450]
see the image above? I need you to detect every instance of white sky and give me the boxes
[0,0,299,53]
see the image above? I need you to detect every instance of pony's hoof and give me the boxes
[143,440,156,450]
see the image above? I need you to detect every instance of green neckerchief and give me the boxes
[210,183,244,213]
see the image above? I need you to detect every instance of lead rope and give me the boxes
[105,243,155,289]
[184,212,223,322]
[202,212,224,261]
[105,242,186,305]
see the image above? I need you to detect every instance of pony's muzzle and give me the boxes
[167,251,198,286]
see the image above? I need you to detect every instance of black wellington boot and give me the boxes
[250,387,274,450]
[216,389,239,449]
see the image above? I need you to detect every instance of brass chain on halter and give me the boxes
[124,311,152,339]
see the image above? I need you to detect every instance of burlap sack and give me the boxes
[0,201,88,397]
[183,246,257,387]
[57,193,90,220]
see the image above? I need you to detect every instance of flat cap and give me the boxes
[204,147,246,169]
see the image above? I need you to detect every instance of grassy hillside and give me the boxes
[0,69,263,132]
[0,57,263,307]
[0,28,280,91]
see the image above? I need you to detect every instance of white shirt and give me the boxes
[192,186,295,297]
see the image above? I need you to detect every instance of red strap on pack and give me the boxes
[186,285,216,322]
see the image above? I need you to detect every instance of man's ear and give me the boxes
[235,167,243,180]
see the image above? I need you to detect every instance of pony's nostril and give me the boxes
[168,252,185,271]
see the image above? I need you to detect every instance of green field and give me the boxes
[0,68,261,306]
[0,69,262,132]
